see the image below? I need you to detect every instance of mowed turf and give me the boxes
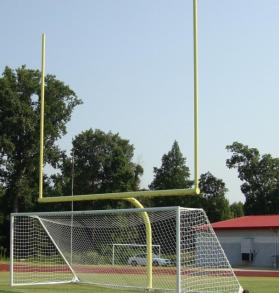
[239,276,279,293]
[0,272,139,293]
[1,272,279,292]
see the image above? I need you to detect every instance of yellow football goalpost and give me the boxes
[38,0,199,290]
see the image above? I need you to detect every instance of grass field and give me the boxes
[1,272,279,293]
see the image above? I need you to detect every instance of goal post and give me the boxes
[11,206,243,292]
[10,0,248,291]
[38,0,201,205]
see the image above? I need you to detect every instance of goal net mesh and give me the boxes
[11,207,241,292]
[112,244,161,266]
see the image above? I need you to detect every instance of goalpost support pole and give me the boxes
[126,198,152,290]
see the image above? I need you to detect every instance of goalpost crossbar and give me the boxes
[38,188,199,203]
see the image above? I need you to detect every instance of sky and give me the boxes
[1,0,279,203]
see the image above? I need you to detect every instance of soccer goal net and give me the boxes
[11,207,243,292]
[112,243,161,266]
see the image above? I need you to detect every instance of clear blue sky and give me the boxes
[1,0,279,203]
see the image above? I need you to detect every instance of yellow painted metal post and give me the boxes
[38,1,200,203]
[193,0,200,194]
[38,188,198,203]
[39,33,46,199]
[126,198,152,290]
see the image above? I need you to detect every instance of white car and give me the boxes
[128,254,172,266]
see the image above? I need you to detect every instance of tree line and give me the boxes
[0,66,279,254]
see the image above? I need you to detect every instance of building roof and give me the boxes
[212,215,279,230]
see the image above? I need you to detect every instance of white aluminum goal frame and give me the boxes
[11,206,243,293]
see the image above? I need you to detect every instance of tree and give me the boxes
[52,128,143,209]
[230,202,244,218]
[149,141,192,206]
[199,172,231,222]
[148,142,232,220]
[0,185,6,249]
[0,66,82,212]
[226,142,279,215]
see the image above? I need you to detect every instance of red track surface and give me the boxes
[234,269,279,277]
[0,263,8,272]
[1,263,279,277]
[2,263,175,275]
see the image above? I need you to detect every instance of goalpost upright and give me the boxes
[39,33,45,202]
[37,0,200,204]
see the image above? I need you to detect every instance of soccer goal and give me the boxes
[11,206,243,292]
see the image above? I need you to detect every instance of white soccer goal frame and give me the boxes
[10,215,79,286]
[10,206,243,292]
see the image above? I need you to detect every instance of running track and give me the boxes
[1,263,279,277]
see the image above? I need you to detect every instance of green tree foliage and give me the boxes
[149,141,192,190]
[0,185,5,249]
[230,201,244,218]
[52,129,143,209]
[199,172,232,222]
[226,142,279,215]
[0,66,81,251]
[0,66,82,212]
[148,141,232,221]
[149,141,192,206]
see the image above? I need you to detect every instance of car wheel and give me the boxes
[153,260,159,266]
[131,260,137,266]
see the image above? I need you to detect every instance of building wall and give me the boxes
[215,229,279,268]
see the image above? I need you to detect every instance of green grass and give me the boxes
[0,272,139,293]
[1,272,279,292]
[239,276,279,293]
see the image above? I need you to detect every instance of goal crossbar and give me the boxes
[11,206,181,217]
